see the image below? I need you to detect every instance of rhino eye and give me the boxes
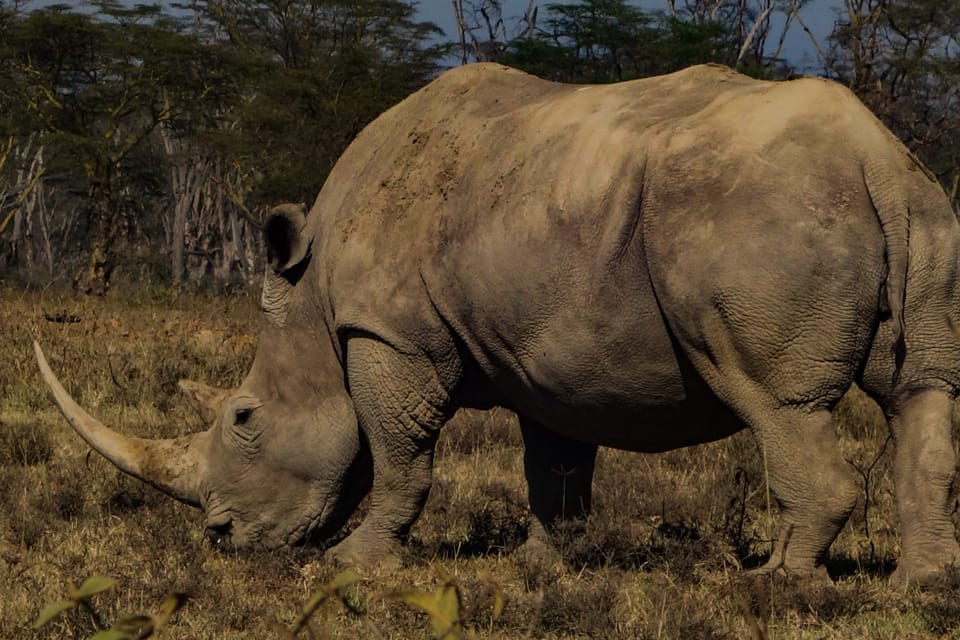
[234,407,254,426]
[225,400,263,455]
[224,395,262,433]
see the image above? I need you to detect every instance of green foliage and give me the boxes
[266,566,505,639]
[34,576,115,630]
[191,0,450,206]
[0,0,449,291]
[277,569,363,637]
[658,16,733,70]
[34,577,188,639]
[499,0,736,83]
[35,599,77,629]
[33,568,504,639]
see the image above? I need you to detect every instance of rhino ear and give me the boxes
[178,379,231,422]
[264,203,310,274]
[262,203,311,327]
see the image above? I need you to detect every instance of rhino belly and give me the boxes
[528,397,746,452]
[486,316,746,452]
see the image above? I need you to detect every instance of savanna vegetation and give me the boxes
[4,0,960,638]
[4,288,960,638]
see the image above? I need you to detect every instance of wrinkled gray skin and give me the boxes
[37,63,960,587]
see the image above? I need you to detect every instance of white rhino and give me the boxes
[36,63,960,586]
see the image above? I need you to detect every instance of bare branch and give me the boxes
[786,0,830,66]
[736,4,774,67]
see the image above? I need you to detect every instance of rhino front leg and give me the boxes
[889,389,960,588]
[326,335,450,567]
[519,418,598,553]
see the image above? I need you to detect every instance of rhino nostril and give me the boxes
[206,520,232,546]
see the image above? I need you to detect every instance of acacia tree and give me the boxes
[191,0,449,205]
[0,1,49,277]
[487,0,740,83]
[0,1,450,291]
[826,0,960,206]
[453,1,803,80]
[670,0,811,73]
[3,3,223,293]
[0,135,45,272]
[152,0,450,286]
[152,5,254,285]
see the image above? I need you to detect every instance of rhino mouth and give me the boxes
[205,500,336,550]
[206,514,234,549]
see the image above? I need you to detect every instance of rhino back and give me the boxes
[307,63,960,449]
[311,66,747,434]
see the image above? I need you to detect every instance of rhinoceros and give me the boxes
[36,63,960,586]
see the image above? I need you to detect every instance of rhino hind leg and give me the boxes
[519,418,598,551]
[326,334,451,567]
[744,405,860,578]
[887,389,960,588]
[683,329,859,575]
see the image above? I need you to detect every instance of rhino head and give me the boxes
[34,205,373,550]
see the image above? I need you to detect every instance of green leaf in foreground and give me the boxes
[73,575,118,600]
[33,600,74,629]
[108,592,189,637]
[34,575,117,630]
[328,569,361,592]
[392,582,463,640]
[287,569,363,636]
[154,592,189,626]
[301,568,361,614]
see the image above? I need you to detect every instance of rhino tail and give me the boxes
[864,158,909,375]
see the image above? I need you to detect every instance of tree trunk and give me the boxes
[79,179,118,295]
[171,163,189,283]
[36,186,54,278]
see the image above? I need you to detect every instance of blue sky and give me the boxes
[415,0,843,72]
[29,0,842,72]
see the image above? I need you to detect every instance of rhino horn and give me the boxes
[34,341,206,508]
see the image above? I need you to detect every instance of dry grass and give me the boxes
[2,285,959,638]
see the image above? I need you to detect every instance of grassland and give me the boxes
[2,285,960,638]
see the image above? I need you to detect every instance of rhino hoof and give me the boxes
[890,562,959,591]
[745,562,832,586]
[514,535,562,566]
[325,535,402,570]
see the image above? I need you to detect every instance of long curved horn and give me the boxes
[34,341,206,508]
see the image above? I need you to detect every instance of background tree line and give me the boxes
[0,0,957,293]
